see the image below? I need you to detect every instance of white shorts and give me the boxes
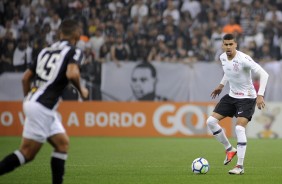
[22,101,66,143]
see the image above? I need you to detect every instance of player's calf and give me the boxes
[0,151,25,175]
[51,152,68,184]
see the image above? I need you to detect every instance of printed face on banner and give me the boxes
[131,67,156,100]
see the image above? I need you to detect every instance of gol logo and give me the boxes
[153,104,213,136]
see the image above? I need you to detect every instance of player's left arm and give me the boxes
[66,48,89,100]
[245,55,269,109]
[256,67,269,109]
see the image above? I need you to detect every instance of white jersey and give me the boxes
[219,50,263,99]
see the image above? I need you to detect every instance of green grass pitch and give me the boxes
[0,137,282,184]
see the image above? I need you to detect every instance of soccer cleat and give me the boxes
[228,165,244,175]
[223,147,237,165]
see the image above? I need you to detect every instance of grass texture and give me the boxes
[0,137,281,184]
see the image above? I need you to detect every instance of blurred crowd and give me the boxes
[1,0,282,99]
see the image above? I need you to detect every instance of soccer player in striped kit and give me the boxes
[206,34,269,175]
[0,19,88,183]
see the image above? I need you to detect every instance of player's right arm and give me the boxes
[211,74,227,99]
[211,84,224,99]
[22,69,34,97]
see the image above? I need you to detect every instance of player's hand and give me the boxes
[210,88,222,99]
[81,86,89,100]
[256,95,265,110]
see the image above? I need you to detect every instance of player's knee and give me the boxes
[20,149,37,162]
[55,137,70,153]
[206,116,219,128]
[206,116,221,133]
[235,125,245,134]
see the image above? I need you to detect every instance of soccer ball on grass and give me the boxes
[191,157,209,174]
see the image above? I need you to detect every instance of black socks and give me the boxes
[0,151,24,175]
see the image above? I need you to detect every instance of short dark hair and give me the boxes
[133,62,157,78]
[223,34,236,42]
[59,19,79,36]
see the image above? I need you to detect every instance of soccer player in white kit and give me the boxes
[206,34,269,175]
[0,19,88,183]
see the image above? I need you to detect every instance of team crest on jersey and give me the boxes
[233,63,239,71]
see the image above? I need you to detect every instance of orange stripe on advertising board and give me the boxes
[0,101,232,137]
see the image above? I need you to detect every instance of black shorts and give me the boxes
[214,94,256,121]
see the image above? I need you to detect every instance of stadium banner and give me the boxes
[1,61,282,102]
[0,101,233,137]
[247,103,282,139]
[100,61,282,102]
[101,61,229,102]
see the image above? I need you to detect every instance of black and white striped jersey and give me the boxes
[26,40,84,109]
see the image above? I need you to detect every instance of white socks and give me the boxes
[14,150,25,165]
[207,116,247,166]
[236,125,247,166]
[206,116,232,150]
[51,152,68,160]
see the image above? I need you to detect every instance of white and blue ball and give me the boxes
[191,157,209,174]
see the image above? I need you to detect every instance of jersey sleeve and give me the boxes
[220,74,228,85]
[72,48,84,65]
[243,55,262,72]
[243,54,269,96]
